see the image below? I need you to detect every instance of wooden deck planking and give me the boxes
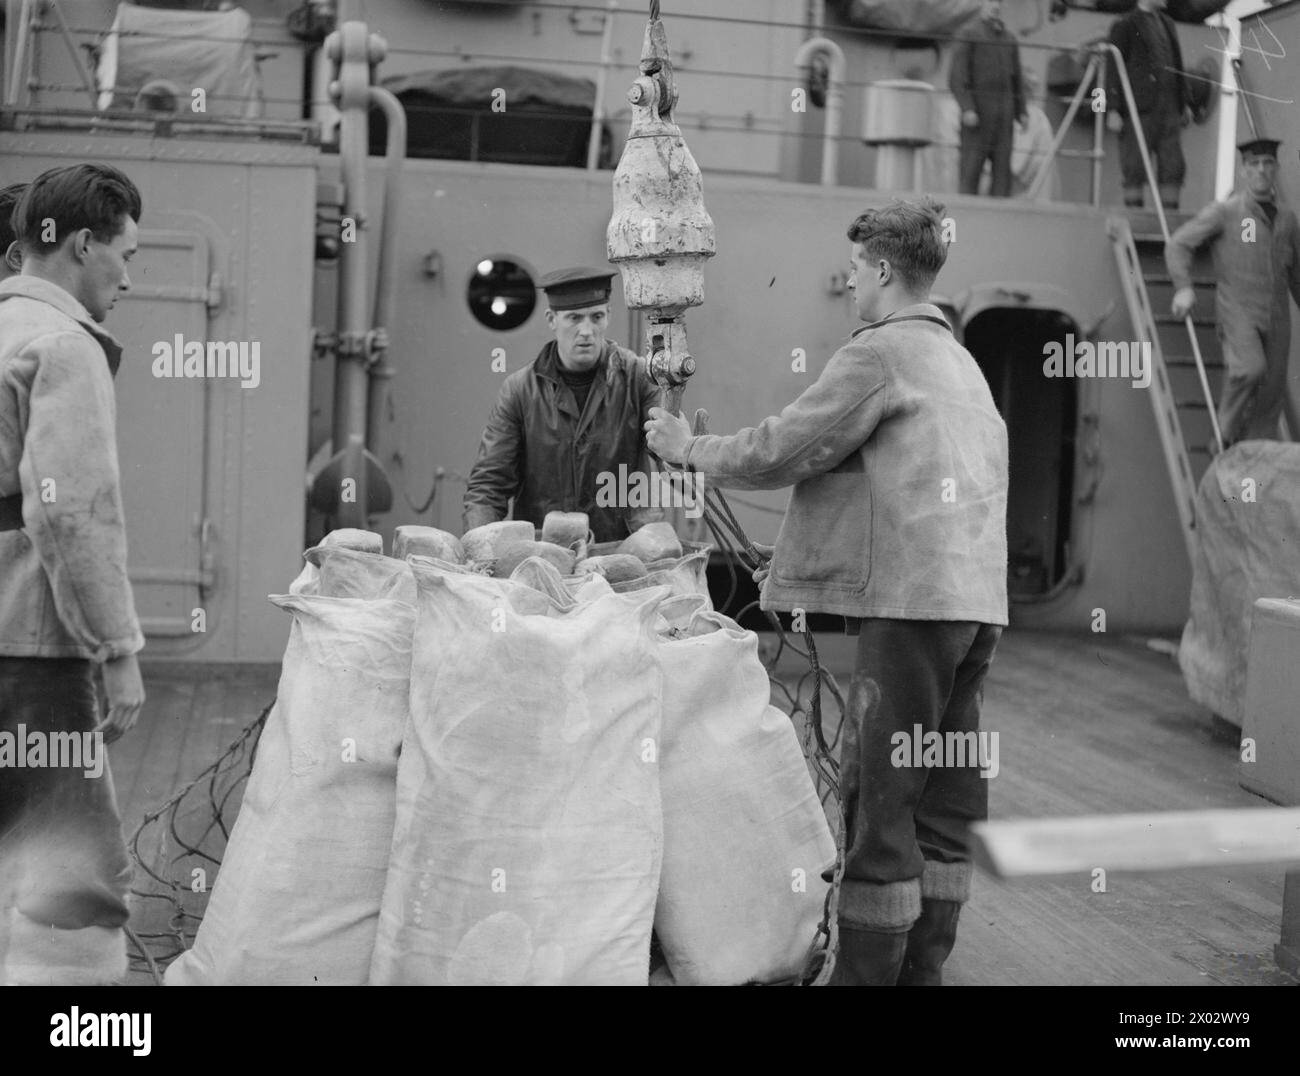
[774,629,1295,986]
[113,663,278,984]
[950,633,1290,985]
[108,630,1296,986]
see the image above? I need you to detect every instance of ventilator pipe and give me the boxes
[324,18,387,526]
[795,36,845,187]
[862,79,933,192]
[366,85,405,457]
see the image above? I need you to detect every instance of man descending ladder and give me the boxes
[1165,137,1300,452]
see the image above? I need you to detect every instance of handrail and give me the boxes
[1102,41,1222,454]
[1110,215,1199,564]
[1032,41,1223,454]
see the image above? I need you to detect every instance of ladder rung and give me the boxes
[1165,357,1223,369]
[1131,224,1195,240]
[1152,315,1217,327]
[1176,399,1214,411]
[1143,273,1218,288]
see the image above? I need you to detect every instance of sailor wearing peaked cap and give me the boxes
[537,266,617,310]
[463,265,665,543]
[1166,133,1300,449]
[1236,137,1280,159]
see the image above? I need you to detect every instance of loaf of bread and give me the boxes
[541,511,590,550]
[393,526,464,563]
[461,521,537,562]
[618,522,683,563]
[319,528,384,554]
[493,540,577,578]
[578,553,649,584]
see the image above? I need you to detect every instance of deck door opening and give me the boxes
[964,306,1079,599]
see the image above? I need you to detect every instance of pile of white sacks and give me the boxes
[165,516,835,986]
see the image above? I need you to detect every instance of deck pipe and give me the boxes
[366,85,406,466]
[794,36,845,187]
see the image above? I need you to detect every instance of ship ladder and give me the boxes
[1089,43,1225,565]
[1109,215,1223,566]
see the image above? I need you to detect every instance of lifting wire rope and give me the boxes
[610,0,847,984]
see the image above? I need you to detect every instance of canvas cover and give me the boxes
[831,0,981,35]
[1178,442,1300,726]
[96,4,263,117]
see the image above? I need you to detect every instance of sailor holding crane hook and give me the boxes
[646,197,1010,986]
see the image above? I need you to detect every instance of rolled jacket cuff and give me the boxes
[921,859,973,903]
[92,628,145,663]
[837,878,921,933]
[682,436,698,471]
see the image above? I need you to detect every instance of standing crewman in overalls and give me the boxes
[950,0,1025,198]
[0,163,146,985]
[1166,137,1300,449]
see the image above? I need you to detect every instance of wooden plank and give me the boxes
[971,807,1300,878]
[772,629,1295,984]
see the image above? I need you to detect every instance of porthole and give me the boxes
[467,257,536,330]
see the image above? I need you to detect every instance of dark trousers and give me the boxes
[0,657,131,930]
[839,620,1001,924]
[1119,107,1185,203]
[958,112,1014,197]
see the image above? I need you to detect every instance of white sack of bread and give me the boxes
[508,556,578,609]
[653,609,834,985]
[288,558,319,595]
[655,593,711,634]
[165,593,414,985]
[307,543,417,603]
[370,565,669,985]
[611,550,711,604]
[564,571,615,603]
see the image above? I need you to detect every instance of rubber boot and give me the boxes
[896,898,962,986]
[827,923,908,986]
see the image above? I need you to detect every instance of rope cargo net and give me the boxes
[126,499,848,985]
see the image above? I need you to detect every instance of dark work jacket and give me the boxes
[463,339,663,543]
[948,16,1024,123]
[1107,8,1190,117]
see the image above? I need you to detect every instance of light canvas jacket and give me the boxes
[683,303,1009,624]
[0,275,144,660]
